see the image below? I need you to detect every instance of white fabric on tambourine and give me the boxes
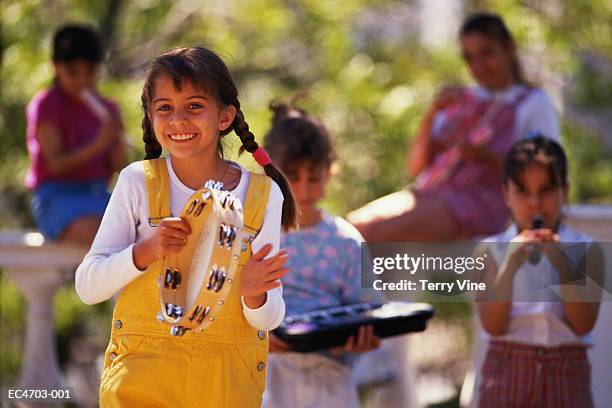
[157,180,247,336]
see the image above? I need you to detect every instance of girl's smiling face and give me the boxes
[150,76,235,161]
[503,163,568,231]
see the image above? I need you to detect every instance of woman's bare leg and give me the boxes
[348,190,417,224]
[347,191,461,242]
[59,215,102,247]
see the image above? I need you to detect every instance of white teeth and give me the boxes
[169,133,196,141]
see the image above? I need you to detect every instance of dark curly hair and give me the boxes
[503,134,568,189]
[140,47,296,230]
[52,24,104,64]
[263,101,336,173]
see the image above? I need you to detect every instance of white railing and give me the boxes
[0,232,87,407]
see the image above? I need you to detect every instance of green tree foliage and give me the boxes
[1,0,611,225]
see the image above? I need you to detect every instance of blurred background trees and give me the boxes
[1,0,611,400]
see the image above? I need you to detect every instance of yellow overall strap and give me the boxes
[242,173,271,238]
[143,158,172,225]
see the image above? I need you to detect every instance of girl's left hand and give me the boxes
[241,244,290,306]
[533,228,562,258]
[269,333,291,353]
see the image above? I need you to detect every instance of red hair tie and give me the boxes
[252,147,272,166]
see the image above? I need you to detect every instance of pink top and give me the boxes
[414,85,541,236]
[25,86,118,189]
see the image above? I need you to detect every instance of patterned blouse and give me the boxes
[281,211,378,316]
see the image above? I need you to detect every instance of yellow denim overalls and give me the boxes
[99,158,271,407]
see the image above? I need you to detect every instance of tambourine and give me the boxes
[156,180,246,336]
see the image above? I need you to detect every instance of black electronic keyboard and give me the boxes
[273,301,434,352]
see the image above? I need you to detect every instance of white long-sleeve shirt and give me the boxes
[75,157,285,331]
[482,223,595,346]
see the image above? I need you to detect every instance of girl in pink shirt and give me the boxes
[26,24,126,245]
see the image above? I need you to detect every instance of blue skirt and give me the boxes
[31,179,111,240]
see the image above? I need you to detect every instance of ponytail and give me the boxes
[269,100,306,126]
[232,102,297,231]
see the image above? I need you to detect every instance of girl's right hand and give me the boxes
[133,217,191,270]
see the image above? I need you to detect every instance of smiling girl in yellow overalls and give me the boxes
[75,47,297,407]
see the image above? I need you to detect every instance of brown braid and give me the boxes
[142,113,162,159]
[232,101,297,230]
[232,107,259,154]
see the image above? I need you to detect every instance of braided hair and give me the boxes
[140,47,297,230]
